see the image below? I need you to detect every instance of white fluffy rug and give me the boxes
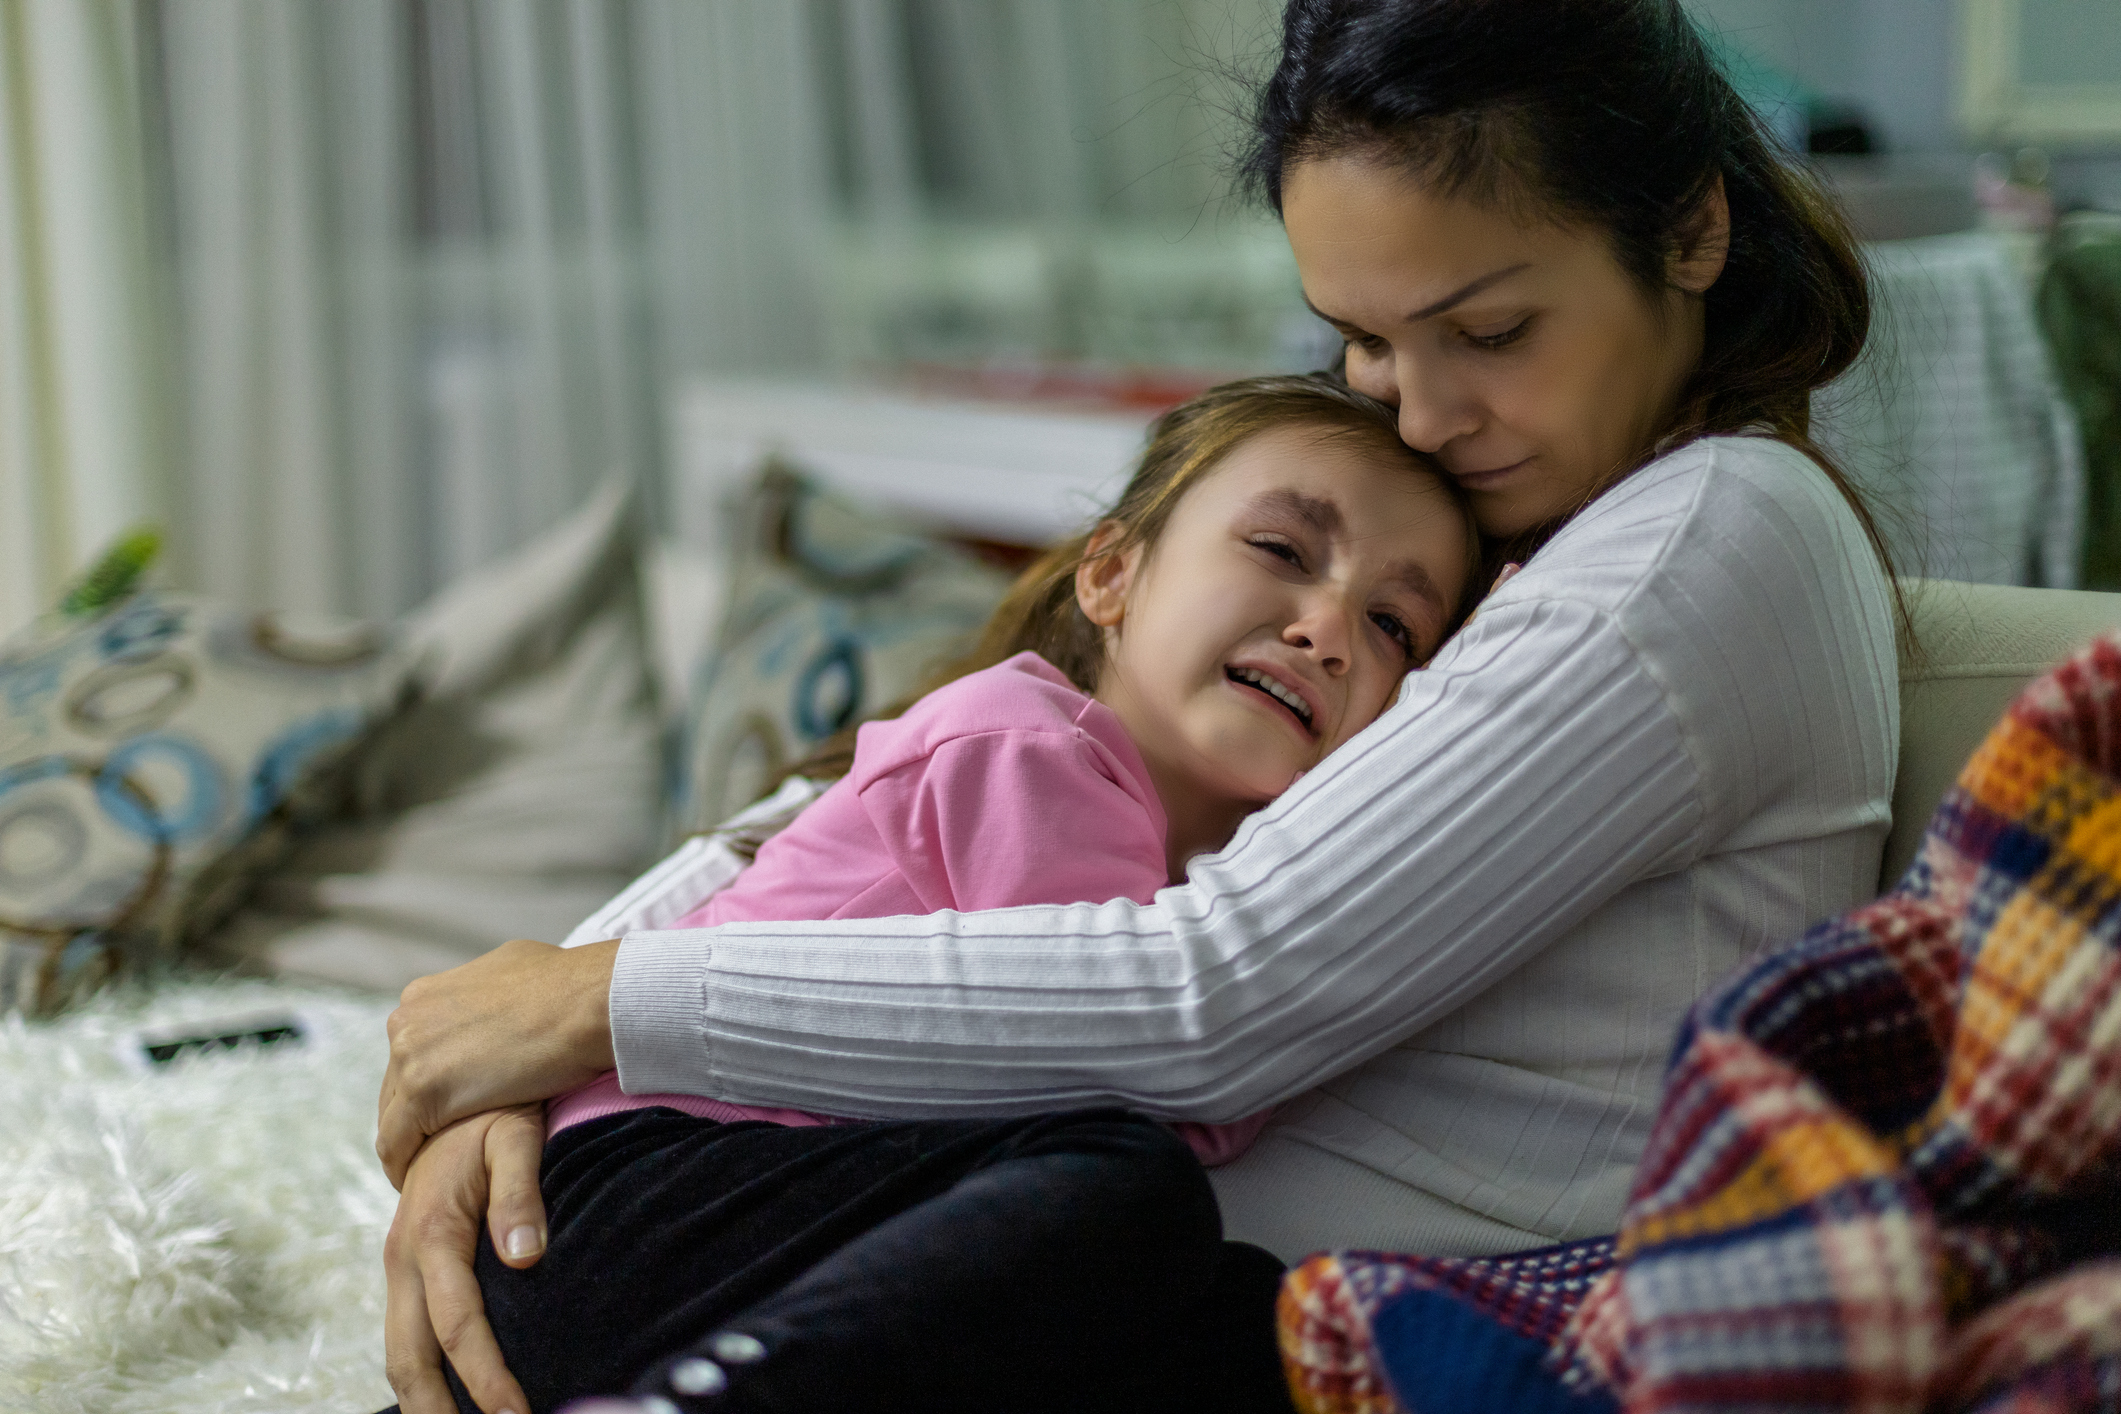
[0,978,399,1413]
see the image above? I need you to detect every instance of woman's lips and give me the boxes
[1452,456,1531,491]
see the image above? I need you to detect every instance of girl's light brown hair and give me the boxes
[781,372,1477,787]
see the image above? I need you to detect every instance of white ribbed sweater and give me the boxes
[612,435,1899,1258]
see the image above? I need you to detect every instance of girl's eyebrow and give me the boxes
[1246,488,1342,533]
[1246,491,1445,614]
[1303,262,1532,328]
[1382,560,1447,617]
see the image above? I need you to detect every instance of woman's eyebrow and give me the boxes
[1303,262,1532,329]
[1401,264,1531,322]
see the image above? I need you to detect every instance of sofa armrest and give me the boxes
[1886,579,2121,885]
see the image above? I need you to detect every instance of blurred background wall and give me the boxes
[2,0,2118,639]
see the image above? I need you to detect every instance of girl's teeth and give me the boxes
[1236,668,1309,724]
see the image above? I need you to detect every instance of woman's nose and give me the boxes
[1391,363,1478,455]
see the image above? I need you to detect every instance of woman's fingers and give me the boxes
[484,1104,551,1269]
[376,1086,431,1191]
[375,938,620,1186]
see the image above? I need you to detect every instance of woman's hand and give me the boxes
[383,1104,548,1414]
[378,938,619,1188]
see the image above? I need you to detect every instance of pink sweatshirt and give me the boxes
[547,651,1272,1166]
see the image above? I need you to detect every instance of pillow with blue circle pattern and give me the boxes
[674,463,1013,835]
[0,589,414,1013]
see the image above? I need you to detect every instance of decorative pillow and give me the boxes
[208,480,665,994]
[672,463,1014,834]
[0,589,414,1014]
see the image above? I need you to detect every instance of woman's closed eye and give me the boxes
[1463,316,1533,351]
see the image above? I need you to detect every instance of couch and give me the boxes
[1887,577,2121,884]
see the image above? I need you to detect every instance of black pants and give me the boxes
[381,1107,1292,1414]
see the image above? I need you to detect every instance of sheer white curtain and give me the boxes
[0,0,167,636]
[1,0,1282,635]
[825,0,1265,224]
[816,0,1293,369]
[146,0,833,621]
[3,0,832,632]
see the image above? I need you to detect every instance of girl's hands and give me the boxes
[377,938,620,1188]
[383,1104,548,1414]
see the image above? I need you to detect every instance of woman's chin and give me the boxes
[1470,487,1560,540]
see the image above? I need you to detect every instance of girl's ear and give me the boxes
[1075,522,1137,629]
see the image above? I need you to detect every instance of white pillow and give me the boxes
[207,481,665,994]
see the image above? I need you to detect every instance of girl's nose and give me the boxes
[1283,596,1353,676]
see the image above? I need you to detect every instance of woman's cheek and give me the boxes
[1344,346,1396,405]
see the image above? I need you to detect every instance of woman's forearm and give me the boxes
[614,598,1699,1119]
[608,444,1896,1121]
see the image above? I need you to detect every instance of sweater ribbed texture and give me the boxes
[610,436,1899,1258]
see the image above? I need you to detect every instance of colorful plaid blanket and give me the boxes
[1280,632,2121,1414]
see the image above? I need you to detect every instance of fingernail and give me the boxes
[505,1225,542,1260]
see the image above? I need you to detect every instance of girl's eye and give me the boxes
[1250,537,1305,569]
[1465,317,1532,351]
[1370,610,1416,659]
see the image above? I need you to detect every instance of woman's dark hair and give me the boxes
[1241,0,1902,605]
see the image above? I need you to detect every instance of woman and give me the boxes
[377,2,1899,1410]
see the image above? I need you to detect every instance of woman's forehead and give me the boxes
[1282,156,1589,316]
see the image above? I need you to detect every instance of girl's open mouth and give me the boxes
[1227,665,1316,735]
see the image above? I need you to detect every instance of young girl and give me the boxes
[415,374,1479,1414]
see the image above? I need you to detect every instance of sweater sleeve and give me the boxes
[609,595,1706,1122]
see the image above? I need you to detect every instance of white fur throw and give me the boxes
[1,979,397,1412]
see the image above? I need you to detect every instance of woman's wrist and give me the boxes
[563,938,621,1074]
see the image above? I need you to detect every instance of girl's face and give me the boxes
[1281,155,1726,538]
[1079,423,1471,840]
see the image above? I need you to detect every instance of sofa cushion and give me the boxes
[671,464,1011,835]
[1885,577,2121,884]
[0,589,415,1013]
[204,480,665,993]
